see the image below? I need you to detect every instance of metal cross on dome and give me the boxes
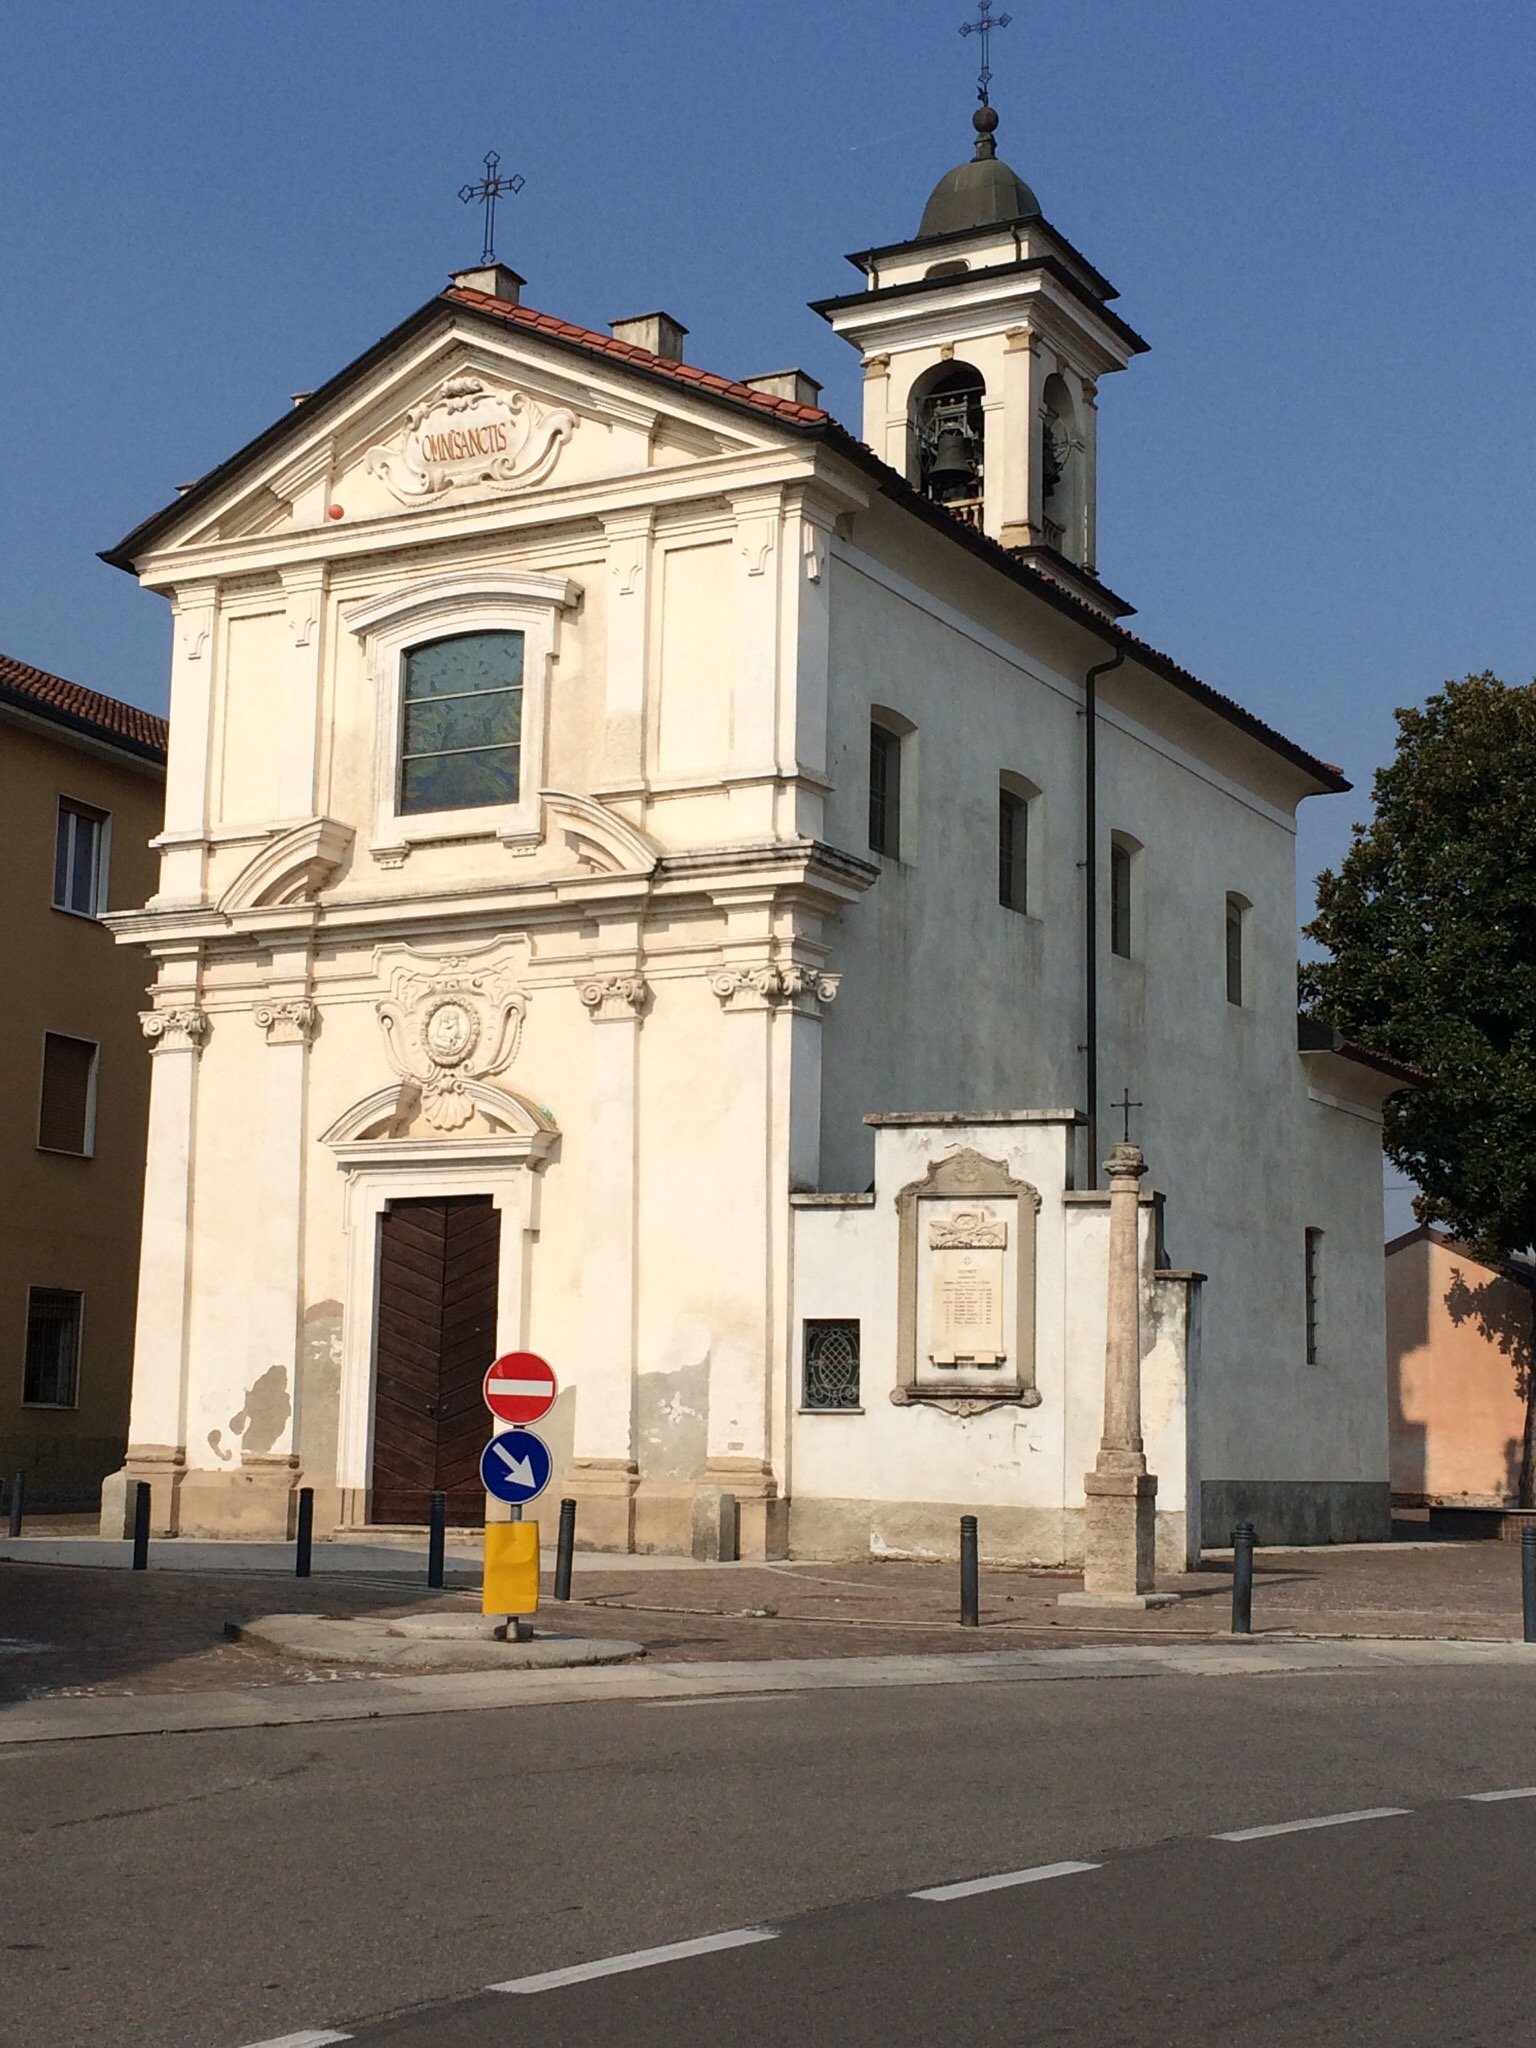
[959,0,1012,107]
[1112,1089,1144,1145]
[459,150,525,268]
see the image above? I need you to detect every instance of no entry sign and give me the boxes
[483,1351,557,1426]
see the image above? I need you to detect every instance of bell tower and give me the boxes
[812,101,1147,618]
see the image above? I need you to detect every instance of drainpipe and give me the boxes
[1082,647,1124,1189]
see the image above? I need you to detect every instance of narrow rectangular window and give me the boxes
[399,630,524,816]
[24,1288,82,1408]
[1304,1228,1323,1365]
[999,789,1028,911]
[1110,840,1132,958]
[38,1033,98,1156]
[53,798,109,916]
[869,723,901,859]
[1226,896,1245,1005]
[803,1320,861,1410]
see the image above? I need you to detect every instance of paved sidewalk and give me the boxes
[2,1530,1533,1706]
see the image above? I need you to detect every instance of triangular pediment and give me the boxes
[114,298,801,566]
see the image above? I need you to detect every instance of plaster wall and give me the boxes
[1387,1231,1534,1506]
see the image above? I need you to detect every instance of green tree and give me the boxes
[1303,672,1536,1501]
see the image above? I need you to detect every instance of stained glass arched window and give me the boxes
[399,630,524,815]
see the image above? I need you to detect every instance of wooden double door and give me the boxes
[371,1194,500,1526]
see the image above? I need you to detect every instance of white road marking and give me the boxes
[235,2031,351,2048]
[912,1860,1100,1902]
[1213,1807,1410,1842]
[490,1926,778,1994]
[643,1693,801,1708]
[1466,1786,1536,1802]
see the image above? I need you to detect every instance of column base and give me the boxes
[703,1459,787,1561]
[565,1459,640,1552]
[100,1445,186,1537]
[1069,1467,1167,1603]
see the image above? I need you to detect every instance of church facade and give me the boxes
[100,112,1399,1559]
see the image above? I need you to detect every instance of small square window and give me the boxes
[53,798,109,916]
[999,789,1029,911]
[24,1288,82,1408]
[38,1033,98,1156]
[803,1320,861,1410]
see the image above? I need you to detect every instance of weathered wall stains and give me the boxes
[637,1356,709,1481]
[298,1300,343,1477]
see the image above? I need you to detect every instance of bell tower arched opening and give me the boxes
[910,361,987,529]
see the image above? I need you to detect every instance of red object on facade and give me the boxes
[482,1351,557,1425]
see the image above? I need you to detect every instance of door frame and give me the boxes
[326,1087,556,1524]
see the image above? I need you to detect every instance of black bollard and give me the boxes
[1231,1519,1255,1635]
[7,1470,23,1539]
[960,1514,980,1627]
[427,1490,447,1589]
[295,1487,314,1579]
[1523,1526,1536,1645]
[131,1482,151,1571]
[554,1496,577,1602]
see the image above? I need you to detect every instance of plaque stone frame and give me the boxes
[892,1148,1042,1412]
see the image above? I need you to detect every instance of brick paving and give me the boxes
[1,1528,1530,1702]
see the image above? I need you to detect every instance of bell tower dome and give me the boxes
[811,104,1147,618]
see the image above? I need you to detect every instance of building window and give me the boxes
[999,783,1030,912]
[37,1033,98,1156]
[24,1288,82,1408]
[1225,894,1248,1005]
[803,1320,861,1410]
[869,722,902,859]
[398,630,525,816]
[1110,838,1133,958]
[53,798,109,917]
[1304,1228,1323,1365]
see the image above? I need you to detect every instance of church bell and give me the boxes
[922,392,981,501]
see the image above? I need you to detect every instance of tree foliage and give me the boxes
[1302,672,1536,1265]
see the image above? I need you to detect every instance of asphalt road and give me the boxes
[8,1663,1536,2047]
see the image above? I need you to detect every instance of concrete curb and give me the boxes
[227,1612,647,1673]
[3,1634,1532,1748]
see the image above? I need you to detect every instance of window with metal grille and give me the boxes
[1225,894,1246,1005]
[1110,839,1133,958]
[53,797,109,916]
[399,630,524,815]
[1304,1229,1323,1365]
[24,1288,82,1408]
[869,723,902,859]
[999,788,1028,911]
[38,1033,97,1156]
[803,1320,861,1410]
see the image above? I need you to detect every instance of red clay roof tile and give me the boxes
[0,650,167,762]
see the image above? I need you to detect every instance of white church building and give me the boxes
[100,104,1403,1563]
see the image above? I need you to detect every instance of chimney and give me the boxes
[744,369,823,408]
[610,311,688,361]
[450,262,526,306]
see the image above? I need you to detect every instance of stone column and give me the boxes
[1061,1141,1176,1608]
[99,1001,209,1535]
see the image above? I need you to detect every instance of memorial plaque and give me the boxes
[928,1207,1008,1366]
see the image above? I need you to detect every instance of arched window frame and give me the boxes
[998,771,1040,915]
[869,704,917,863]
[1109,830,1141,960]
[345,571,579,864]
[1225,892,1251,1007]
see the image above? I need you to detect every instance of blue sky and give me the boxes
[4,0,1533,962]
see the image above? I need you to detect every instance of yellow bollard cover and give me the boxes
[482,1520,540,1616]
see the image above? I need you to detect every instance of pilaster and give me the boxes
[276,563,328,819]
[153,581,218,904]
[245,956,319,1472]
[729,488,783,786]
[999,325,1046,550]
[598,507,656,792]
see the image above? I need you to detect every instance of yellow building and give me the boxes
[0,653,165,1506]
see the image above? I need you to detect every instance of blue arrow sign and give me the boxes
[480,1427,553,1505]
